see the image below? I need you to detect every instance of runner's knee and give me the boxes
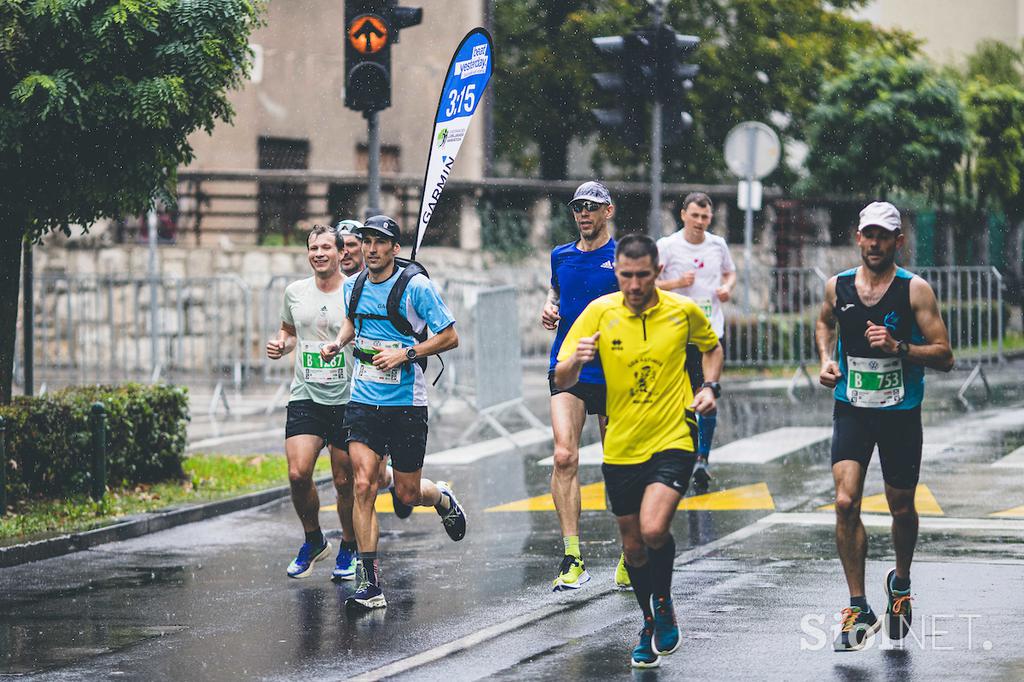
[641,527,671,549]
[353,471,376,500]
[888,494,916,519]
[552,444,579,472]
[288,464,314,486]
[333,468,352,493]
[395,483,420,507]
[622,539,647,566]
[834,493,861,518]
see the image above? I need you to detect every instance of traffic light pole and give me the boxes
[648,101,663,238]
[647,0,666,238]
[367,111,381,217]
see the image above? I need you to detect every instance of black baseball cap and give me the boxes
[357,215,401,242]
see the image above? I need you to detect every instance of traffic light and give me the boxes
[344,1,423,113]
[655,26,699,142]
[590,31,657,147]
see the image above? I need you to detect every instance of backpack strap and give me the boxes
[387,259,446,382]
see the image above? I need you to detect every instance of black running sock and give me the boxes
[891,573,911,592]
[305,528,324,547]
[648,535,676,600]
[850,595,870,612]
[341,539,357,552]
[625,560,654,619]
[359,552,379,586]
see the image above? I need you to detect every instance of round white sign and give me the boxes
[724,121,781,179]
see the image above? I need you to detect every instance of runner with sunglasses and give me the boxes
[542,181,628,591]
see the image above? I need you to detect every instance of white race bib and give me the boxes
[299,340,346,384]
[846,356,904,408]
[354,338,402,385]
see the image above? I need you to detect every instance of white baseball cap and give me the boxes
[857,201,902,232]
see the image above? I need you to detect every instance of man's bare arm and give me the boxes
[815,277,842,388]
[907,277,955,371]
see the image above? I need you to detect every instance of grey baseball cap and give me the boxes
[569,181,612,205]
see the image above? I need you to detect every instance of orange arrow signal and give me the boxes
[348,15,388,54]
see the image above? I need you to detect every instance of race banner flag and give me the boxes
[411,27,493,259]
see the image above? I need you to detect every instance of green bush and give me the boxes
[1,384,189,503]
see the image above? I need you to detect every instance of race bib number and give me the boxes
[846,356,904,408]
[355,338,402,385]
[695,297,713,319]
[299,340,346,384]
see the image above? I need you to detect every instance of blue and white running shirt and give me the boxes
[343,266,455,407]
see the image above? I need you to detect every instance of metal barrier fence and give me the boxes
[505,264,1007,369]
[917,266,1004,364]
[16,274,251,390]
[723,267,828,367]
[14,266,1005,398]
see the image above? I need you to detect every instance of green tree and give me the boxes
[803,53,968,198]
[0,0,262,403]
[493,0,912,182]
[965,82,1024,302]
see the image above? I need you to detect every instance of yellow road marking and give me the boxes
[990,504,1024,518]
[485,482,607,512]
[817,483,944,516]
[320,496,434,514]
[677,482,775,511]
[485,482,775,512]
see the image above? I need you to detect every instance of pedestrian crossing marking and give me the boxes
[485,482,608,512]
[485,482,775,513]
[817,484,944,516]
[677,482,775,511]
[320,497,433,514]
[990,504,1024,518]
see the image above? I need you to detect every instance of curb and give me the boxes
[0,474,332,569]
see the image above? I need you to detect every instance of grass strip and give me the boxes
[0,453,330,544]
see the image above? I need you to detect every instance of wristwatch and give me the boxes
[896,341,910,358]
[405,347,418,362]
[701,381,722,398]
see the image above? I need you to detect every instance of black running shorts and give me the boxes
[285,400,348,449]
[602,449,697,517]
[830,400,923,490]
[548,371,607,416]
[344,402,429,473]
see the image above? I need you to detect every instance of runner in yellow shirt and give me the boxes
[555,233,723,669]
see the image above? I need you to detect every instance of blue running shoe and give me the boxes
[346,568,387,611]
[286,540,331,579]
[631,617,660,668]
[435,481,467,541]
[650,594,681,655]
[331,544,358,582]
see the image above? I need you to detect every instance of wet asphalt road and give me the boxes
[3,377,1024,680]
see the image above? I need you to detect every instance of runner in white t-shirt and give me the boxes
[267,223,407,583]
[656,193,737,491]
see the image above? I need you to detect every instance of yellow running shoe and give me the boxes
[615,552,632,590]
[552,554,591,591]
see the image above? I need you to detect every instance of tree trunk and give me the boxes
[0,225,24,404]
[1007,218,1024,307]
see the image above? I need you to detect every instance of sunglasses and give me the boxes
[570,200,607,213]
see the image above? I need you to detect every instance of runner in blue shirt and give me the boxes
[321,215,467,611]
[541,181,624,591]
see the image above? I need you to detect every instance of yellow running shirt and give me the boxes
[557,290,719,465]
